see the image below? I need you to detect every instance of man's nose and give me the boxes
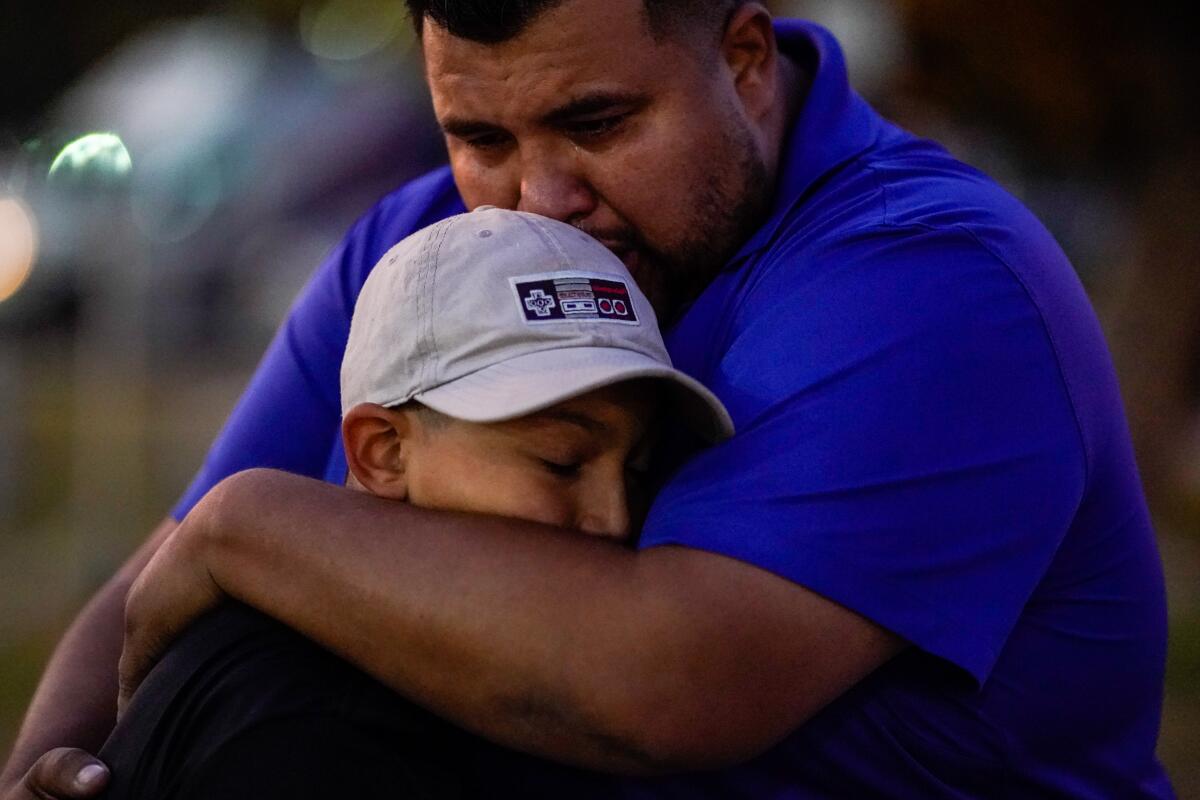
[576,478,632,542]
[515,150,596,223]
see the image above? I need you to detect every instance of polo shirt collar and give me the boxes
[730,19,883,264]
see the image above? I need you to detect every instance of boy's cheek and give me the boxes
[411,463,578,531]
[484,478,580,531]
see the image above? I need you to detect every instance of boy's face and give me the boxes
[346,382,658,543]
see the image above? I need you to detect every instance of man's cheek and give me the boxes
[451,156,517,210]
[603,163,689,243]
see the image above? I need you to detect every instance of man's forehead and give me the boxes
[421,0,665,99]
[417,0,650,48]
[421,3,702,126]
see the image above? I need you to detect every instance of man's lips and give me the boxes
[598,241,641,280]
[618,248,640,277]
[585,231,652,295]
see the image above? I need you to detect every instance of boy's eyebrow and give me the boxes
[538,409,610,435]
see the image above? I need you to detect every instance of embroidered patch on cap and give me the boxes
[511,273,640,325]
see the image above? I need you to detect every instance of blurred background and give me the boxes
[1,0,1196,792]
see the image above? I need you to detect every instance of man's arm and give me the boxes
[123,470,903,775]
[0,518,177,798]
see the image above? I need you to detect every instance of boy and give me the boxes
[97,208,732,798]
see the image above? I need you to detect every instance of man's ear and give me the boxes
[341,403,413,500]
[719,3,779,125]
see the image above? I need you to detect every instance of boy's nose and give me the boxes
[576,479,631,542]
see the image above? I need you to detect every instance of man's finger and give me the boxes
[116,637,160,718]
[22,748,109,799]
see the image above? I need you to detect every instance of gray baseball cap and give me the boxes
[340,207,734,441]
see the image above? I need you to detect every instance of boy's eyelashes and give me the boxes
[540,458,583,478]
[534,453,653,481]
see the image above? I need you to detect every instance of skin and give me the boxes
[1,2,899,795]
[342,384,660,542]
[114,474,902,773]
[428,0,789,322]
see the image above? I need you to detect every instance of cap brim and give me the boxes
[414,346,734,443]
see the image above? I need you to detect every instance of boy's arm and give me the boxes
[0,518,177,800]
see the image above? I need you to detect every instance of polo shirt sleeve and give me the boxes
[171,171,461,520]
[639,224,1088,685]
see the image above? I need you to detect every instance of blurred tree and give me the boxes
[893,0,1200,524]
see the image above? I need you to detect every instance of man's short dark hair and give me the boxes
[404,0,743,45]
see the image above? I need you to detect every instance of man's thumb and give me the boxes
[23,748,109,798]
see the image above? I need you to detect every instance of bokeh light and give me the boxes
[48,133,133,185]
[774,0,904,98]
[0,197,38,303]
[130,148,224,243]
[298,0,406,62]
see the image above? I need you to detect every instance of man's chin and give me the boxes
[605,245,646,294]
[617,247,641,281]
[597,242,674,320]
[615,248,667,319]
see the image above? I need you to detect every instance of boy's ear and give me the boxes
[341,403,413,500]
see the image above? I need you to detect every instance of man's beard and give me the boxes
[580,118,772,326]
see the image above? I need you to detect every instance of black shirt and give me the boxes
[99,602,488,799]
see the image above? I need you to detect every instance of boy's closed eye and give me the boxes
[540,458,584,479]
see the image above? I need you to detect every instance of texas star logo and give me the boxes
[511,273,639,325]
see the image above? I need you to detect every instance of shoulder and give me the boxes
[337,166,464,290]
[761,134,1070,293]
[368,166,463,237]
[290,166,464,329]
[717,135,1126,471]
[741,135,1102,386]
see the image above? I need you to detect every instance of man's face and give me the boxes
[423,0,771,321]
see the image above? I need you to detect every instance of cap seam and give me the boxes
[417,217,453,391]
[412,222,433,393]
[426,216,455,388]
[520,213,573,269]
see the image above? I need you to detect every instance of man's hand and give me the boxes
[117,513,224,715]
[0,518,179,800]
[0,748,109,800]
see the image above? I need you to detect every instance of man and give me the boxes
[2,1,1174,798]
[97,208,733,799]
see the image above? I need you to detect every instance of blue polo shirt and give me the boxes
[174,20,1173,798]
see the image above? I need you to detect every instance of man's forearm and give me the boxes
[162,469,898,774]
[198,472,675,772]
[1,519,176,787]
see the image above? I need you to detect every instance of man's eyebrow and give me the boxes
[540,92,649,127]
[439,92,649,138]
